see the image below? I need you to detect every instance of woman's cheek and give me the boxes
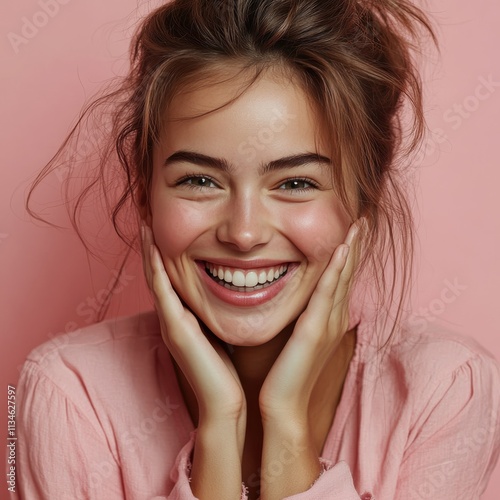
[282,202,348,264]
[151,200,204,259]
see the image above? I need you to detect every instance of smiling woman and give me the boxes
[15,0,500,499]
[148,72,351,343]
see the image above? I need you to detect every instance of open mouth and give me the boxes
[204,262,289,292]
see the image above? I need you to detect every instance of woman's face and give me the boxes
[149,70,351,346]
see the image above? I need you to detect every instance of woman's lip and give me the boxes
[195,261,299,307]
[196,258,296,270]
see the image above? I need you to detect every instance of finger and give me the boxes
[149,242,185,318]
[141,223,155,291]
[305,217,366,310]
[148,246,242,408]
[313,243,350,300]
[148,244,217,355]
[296,218,366,332]
[264,227,360,393]
[301,219,363,337]
[326,218,365,338]
[148,243,210,356]
[294,242,350,335]
[333,217,366,308]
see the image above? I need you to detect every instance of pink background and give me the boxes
[1,0,499,497]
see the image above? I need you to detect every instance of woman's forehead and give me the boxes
[160,70,327,159]
[165,65,304,119]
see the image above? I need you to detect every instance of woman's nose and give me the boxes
[215,192,272,252]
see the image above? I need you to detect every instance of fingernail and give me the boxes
[348,223,360,244]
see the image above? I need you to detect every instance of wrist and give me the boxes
[260,421,322,500]
[198,397,247,424]
[197,412,247,458]
[259,391,308,428]
[262,416,318,457]
[191,421,243,500]
[261,409,309,436]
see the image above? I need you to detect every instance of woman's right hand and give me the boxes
[141,223,246,499]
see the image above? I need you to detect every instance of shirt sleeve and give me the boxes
[281,353,500,500]
[283,461,373,499]
[393,353,500,499]
[168,431,249,500]
[14,361,247,500]
[14,360,126,500]
[12,360,204,500]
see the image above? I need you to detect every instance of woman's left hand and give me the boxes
[258,217,365,499]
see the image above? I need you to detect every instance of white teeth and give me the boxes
[206,263,288,288]
[232,271,245,287]
[245,272,259,287]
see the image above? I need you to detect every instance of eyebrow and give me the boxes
[163,151,332,174]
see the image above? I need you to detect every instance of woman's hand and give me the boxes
[258,218,365,499]
[141,223,245,500]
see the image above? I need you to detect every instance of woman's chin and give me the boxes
[203,317,286,348]
[213,329,278,348]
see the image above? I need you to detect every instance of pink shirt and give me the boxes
[11,310,500,499]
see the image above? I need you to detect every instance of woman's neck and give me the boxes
[228,322,296,391]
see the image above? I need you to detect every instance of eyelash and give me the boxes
[175,174,320,193]
[277,177,319,193]
[175,173,219,190]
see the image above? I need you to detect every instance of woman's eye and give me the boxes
[177,175,218,189]
[278,179,317,191]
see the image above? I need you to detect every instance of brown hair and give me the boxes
[27,0,437,349]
